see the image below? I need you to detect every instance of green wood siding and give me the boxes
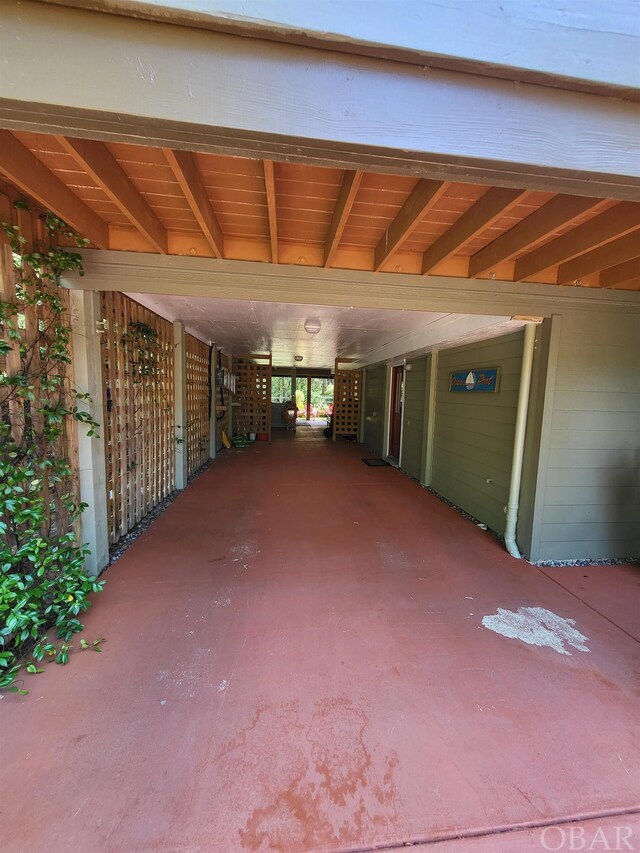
[431,331,524,535]
[363,364,387,455]
[533,312,640,561]
[400,357,427,481]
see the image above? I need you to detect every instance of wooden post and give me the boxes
[173,320,188,489]
[422,350,438,487]
[69,289,109,576]
[209,343,217,460]
[306,375,312,422]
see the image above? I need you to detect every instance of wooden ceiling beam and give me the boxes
[324,170,363,267]
[58,136,167,254]
[422,186,526,275]
[0,130,109,248]
[164,148,224,258]
[469,194,602,277]
[514,201,640,280]
[599,258,640,289]
[557,231,640,284]
[374,179,447,271]
[262,160,278,263]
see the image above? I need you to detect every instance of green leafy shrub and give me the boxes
[0,206,104,695]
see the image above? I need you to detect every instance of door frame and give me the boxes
[387,363,405,464]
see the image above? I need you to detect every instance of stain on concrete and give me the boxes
[214,697,401,852]
[482,607,590,655]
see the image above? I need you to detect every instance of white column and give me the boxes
[69,289,109,577]
[382,363,392,458]
[173,320,188,490]
[422,350,438,487]
[358,369,367,443]
[209,343,217,460]
[227,353,233,437]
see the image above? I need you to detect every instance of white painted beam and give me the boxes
[40,0,640,98]
[1,1,639,200]
[173,320,188,489]
[60,251,640,320]
[69,289,109,576]
[350,315,525,370]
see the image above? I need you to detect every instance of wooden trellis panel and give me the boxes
[233,354,271,438]
[100,292,174,546]
[0,205,81,544]
[215,351,231,450]
[333,361,362,440]
[185,333,210,477]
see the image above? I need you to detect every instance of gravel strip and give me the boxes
[105,459,214,569]
[425,486,639,567]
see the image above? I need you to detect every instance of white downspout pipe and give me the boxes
[504,322,537,559]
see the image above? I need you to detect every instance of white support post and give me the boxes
[173,320,188,490]
[227,353,233,437]
[69,290,109,577]
[209,344,217,460]
[382,363,392,459]
[358,369,367,443]
[422,350,438,487]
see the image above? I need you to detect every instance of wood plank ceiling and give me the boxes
[0,130,638,290]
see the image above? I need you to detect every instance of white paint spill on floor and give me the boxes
[482,607,590,655]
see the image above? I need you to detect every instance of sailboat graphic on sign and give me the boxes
[449,367,501,392]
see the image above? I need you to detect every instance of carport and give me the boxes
[0,2,639,851]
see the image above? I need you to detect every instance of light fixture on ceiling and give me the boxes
[304,318,321,335]
[295,355,304,362]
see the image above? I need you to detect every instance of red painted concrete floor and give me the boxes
[2,427,639,853]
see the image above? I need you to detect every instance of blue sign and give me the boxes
[449,367,500,393]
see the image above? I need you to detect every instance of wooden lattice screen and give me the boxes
[233,354,272,438]
[215,351,231,451]
[185,333,210,477]
[333,360,362,440]
[0,222,80,543]
[100,292,175,545]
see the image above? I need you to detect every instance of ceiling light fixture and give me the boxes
[304,318,321,335]
[295,355,304,362]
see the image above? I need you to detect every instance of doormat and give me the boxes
[362,458,390,467]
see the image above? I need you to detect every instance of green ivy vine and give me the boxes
[0,203,104,695]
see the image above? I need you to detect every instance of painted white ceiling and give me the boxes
[127,293,520,369]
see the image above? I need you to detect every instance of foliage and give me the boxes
[0,204,104,695]
[121,320,162,381]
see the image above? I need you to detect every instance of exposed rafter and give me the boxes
[324,170,363,267]
[468,194,602,278]
[514,202,640,281]
[422,187,526,275]
[262,160,278,263]
[58,136,167,254]
[164,149,224,258]
[374,180,447,271]
[557,232,640,284]
[0,130,108,248]
[600,258,640,289]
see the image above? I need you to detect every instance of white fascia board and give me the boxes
[40,0,640,97]
[1,1,639,199]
